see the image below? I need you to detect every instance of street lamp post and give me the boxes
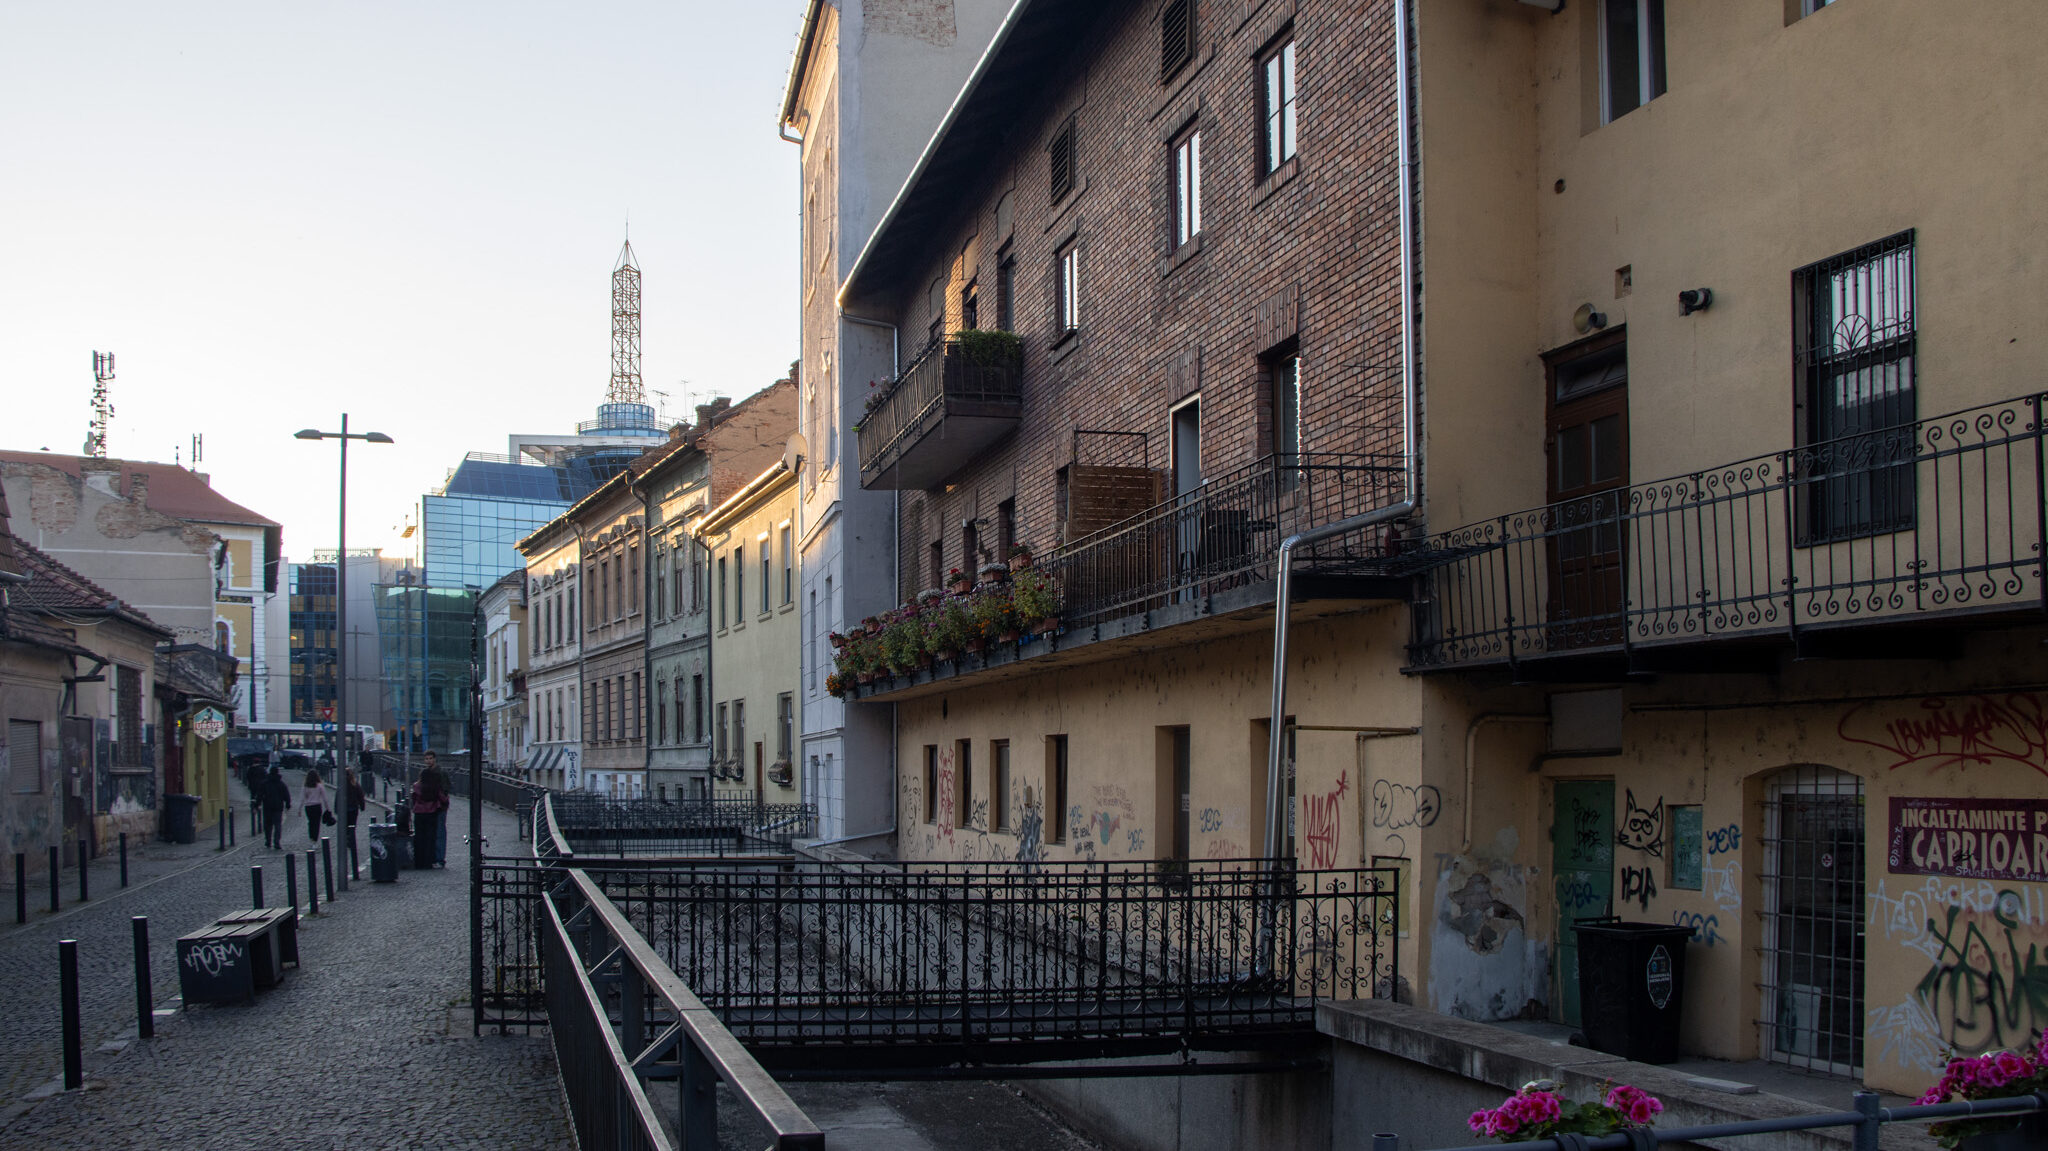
[296,416,393,894]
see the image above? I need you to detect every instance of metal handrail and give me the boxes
[544,867,825,1150]
[856,337,1022,473]
[1417,1089,2043,1151]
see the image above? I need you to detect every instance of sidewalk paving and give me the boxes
[0,795,569,1150]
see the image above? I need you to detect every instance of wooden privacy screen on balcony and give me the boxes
[1068,466,1164,537]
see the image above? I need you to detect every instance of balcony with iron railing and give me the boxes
[857,335,1024,490]
[848,452,1411,701]
[1404,391,2048,675]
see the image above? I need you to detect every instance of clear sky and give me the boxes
[1,1,806,560]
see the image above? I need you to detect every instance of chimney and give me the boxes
[80,458,121,495]
[128,471,150,506]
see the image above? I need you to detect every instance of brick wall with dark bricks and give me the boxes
[873,0,1410,599]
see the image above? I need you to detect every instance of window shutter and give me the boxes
[1161,0,1194,81]
[1049,121,1075,203]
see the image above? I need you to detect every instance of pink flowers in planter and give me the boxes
[1468,1081,1663,1143]
[1915,1028,2048,1148]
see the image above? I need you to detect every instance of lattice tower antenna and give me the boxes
[609,240,644,405]
[86,351,116,458]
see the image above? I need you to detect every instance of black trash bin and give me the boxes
[163,794,200,844]
[368,824,401,883]
[1573,918,1692,1063]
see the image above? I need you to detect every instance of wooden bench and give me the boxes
[177,908,299,1006]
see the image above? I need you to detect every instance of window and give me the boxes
[759,537,771,616]
[732,701,746,768]
[656,678,668,742]
[1055,466,1071,540]
[716,702,728,761]
[955,740,973,830]
[777,693,793,763]
[1794,230,1917,542]
[1056,243,1081,336]
[1049,119,1076,203]
[1600,0,1666,123]
[1046,735,1067,843]
[1161,0,1196,80]
[631,671,642,741]
[9,720,42,793]
[962,519,980,572]
[691,675,704,743]
[780,525,793,605]
[961,279,979,331]
[928,540,944,592]
[654,546,666,621]
[733,548,746,625]
[996,255,1016,332]
[1173,129,1204,247]
[116,665,143,767]
[717,555,728,629]
[992,740,1011,832]
[1260,37,1297,175]
[997,499,1016,563]
[628,547,639,614]
[924,746,939,823]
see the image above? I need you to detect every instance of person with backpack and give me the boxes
[261,762,292,849]
[410,760,447,870]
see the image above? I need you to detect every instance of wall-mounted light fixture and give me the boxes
[1518,0,1565,12]
[1573,303,1609,334]
[1678,288,1714,316]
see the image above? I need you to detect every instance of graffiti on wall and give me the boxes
[1706,824,1741,855]
[1301,771,1348,870]
[935,747,956,843]
[1370,779,1440,858]
[1704,858,1742,916]
[1868,877,2048,1062]
[1620,865,1658,911]
[1671,909,1723,947]
[1839,693,2048,778]
[1015,801,1045,865]
[1616,790,1665,857]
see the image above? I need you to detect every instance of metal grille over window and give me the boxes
[1758,765,1865,1076]
[1161,0,1194,80]
[1049,121,1075,203]
[1795,230,1916,542]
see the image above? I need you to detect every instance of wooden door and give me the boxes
[1546,334,1629,648]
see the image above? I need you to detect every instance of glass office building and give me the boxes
[287,564,338,723]
[373,580,480,753]
[419,401,665,591]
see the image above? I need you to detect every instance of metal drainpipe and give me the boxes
[1261,0,1422,862]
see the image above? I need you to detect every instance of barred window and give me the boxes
[1794,230,1916,542]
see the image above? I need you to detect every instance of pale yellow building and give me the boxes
[699,461,801,806]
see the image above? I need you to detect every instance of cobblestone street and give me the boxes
[0,792,569,1150]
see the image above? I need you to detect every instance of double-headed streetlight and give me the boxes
[295,416,393,893]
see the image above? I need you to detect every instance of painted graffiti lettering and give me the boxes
[1573,803,1601,853]
[182,939,244,978]
[1704,859,1742,916]
[1370,780,1441,831]
[1705,824,1741,855]
[1126,827,1145,854]
[935,749,956,843]
[1301,771,1348,870]
[1015,803,1045,865]
[1198,807,1224,834]
[1867,997,1951,1075]
[1556,875,1605,913]
[1915,902,2048,1054]
[1839,693,2048,778]
[1616,790,1665,857]
[1671,909,1723,947]
[1620,865,1658,911]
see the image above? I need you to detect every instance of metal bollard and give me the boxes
[15,853,25,924]
[218,812,226,851]
[251,865,265,910]
[306,850,318,914]
[1852,1091,1881,1151]
[48,845,59,913]
[228,811,235,846]
[119,833,128,888]
[321,837,335,903]
[285,853,298,914]
[77,838,88,903]
[132,917,154,1039]
[59,939,81,1089]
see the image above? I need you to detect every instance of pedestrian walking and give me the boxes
[301,769,332,844]
[426,751,450,866]
[244,757,268,838]
[260,764,291,849]
[343,768,366,870]
[410,758,447,870]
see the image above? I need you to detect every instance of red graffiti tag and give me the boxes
[1301,771,1348,870]
[1839,694,2048,778]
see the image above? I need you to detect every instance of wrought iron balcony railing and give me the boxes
[1042,453,1411,627]
[857,336,1023,490]
[1406,392,2048,672]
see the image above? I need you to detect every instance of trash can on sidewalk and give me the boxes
[163,793,200,844]
[368,823,401,883]
[1573,918,1692,1063]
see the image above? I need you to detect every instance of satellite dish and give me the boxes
[784,432,808,475]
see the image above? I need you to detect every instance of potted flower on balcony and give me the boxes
[1917,1029,2048,1149]
[881,609,925,676]
[825,671,850,699]
[946,567,973,595]
[977,561,1010,586]
[1008,544,1035,571]
[932,595,972,663]
[970,584,1017,647]
[952,328,1023,369]
[1469,1081,1663,1144]
[1012,567,1060,636]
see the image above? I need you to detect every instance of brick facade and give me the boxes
[860,0,1409,595]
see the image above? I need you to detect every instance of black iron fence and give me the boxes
[544,867,825,1151]
[1408,392,2048,670]
[1043,452,1409,626]
[541,794,818,859]
[574,858,1398,1068]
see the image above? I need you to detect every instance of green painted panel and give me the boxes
[1552,779,1614,1028]
[1670,804,1703,890]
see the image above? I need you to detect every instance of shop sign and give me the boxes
[1887,796,2048,881]
[191,707,228,743]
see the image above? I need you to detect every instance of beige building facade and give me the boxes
[700,462,801,805]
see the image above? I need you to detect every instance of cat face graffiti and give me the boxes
[1617,789,1665,857]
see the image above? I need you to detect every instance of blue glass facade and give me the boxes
[287,564,338,723]
[422,489,569,591]
[373,582,479,753]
